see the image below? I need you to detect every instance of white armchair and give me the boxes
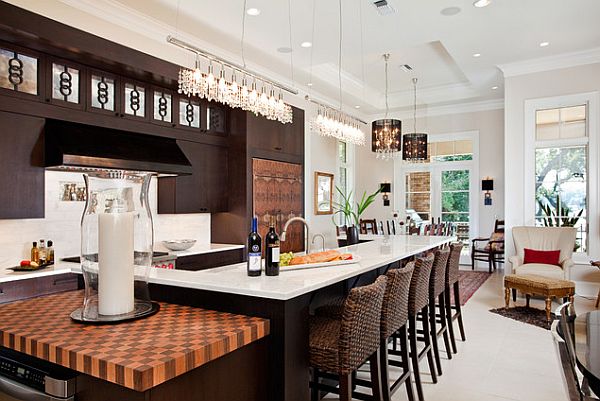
[509,226,577,280]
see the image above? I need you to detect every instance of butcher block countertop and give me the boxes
[0,291,269,392]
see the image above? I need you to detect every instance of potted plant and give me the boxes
[333,186,382,245]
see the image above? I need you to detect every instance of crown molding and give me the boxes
[368,98,504,120]
[498,47,600,78]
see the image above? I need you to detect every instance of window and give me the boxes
[534,105,588,252]
[405,171,431,221]
[336,141,353,225]
[428,139,473,162]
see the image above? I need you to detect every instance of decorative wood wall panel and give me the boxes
[252,158,304,253]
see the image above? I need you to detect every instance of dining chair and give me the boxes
[360,219,378,235]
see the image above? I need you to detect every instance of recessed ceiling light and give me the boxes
[307,82,313,87]
[354,105,361,109]
[539,41,550,47]
[277,47,293,53]
[491,86,498,90]
[440,6,461,16]
[473,53,481,58]
[473,0,491,8]
[246,8,261,16]
[300,41,312,48]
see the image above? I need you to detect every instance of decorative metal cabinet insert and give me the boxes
[179,98,200,129]
[0,47,38,95]
[153,89,172,124]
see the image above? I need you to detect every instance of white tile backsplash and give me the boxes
[0,171,210,270]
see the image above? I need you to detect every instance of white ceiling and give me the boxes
[65,0,600,115]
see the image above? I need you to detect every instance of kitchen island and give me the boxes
[142,235,455,401]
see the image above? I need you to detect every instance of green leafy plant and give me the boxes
[332,186,382,226]
[537,195,583,227]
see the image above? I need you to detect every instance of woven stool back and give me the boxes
[339,275,387,373]
[408,254,435,316]
[430,248,450,298]
[381,263,415,339]
[445,242,463,286]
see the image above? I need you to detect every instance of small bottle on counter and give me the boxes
[247,216,262,277]
[265,216,280,276]
[31,242,39,264]
[39,239,46,264]
[46,240,54,264]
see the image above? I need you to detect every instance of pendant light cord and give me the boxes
[384,54,389,119]
[288,0,295,85]
[338,0,343,111]
[241,0,247,68]
[308,0,316,94]
[413,78,418,133]
[358,0,366,103]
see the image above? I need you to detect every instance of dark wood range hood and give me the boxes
[44,119,193,175]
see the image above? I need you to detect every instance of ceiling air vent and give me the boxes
[399,64,413,72]
[372,0,395,16]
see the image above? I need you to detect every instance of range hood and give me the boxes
[44,119,192,175]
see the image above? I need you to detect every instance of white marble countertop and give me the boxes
[144,235,454,300]
[154,242,245,257]
[0,264,74,284]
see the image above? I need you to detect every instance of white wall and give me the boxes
[504,62,600,295]
[355,108,505,240]
[0,171,210,273]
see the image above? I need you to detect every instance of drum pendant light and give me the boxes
[402,78,428,161]
[371,54,401,160]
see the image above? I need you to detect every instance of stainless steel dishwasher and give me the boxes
[0,348,77,401]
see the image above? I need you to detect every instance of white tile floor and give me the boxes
[325,266,598,401]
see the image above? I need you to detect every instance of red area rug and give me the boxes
[451,271,492,305]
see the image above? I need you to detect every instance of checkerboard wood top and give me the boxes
[0,291,269,392]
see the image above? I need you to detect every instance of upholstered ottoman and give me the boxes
[504,274,575,322]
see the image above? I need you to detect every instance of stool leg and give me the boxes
[409,315,424,401]
[399,325,415,401]
[369,348,383,401]
[310,368,319,401]
[422,305,438,383]
[512,288,517,302]
[545,297,552,323]
[454,282,466,341]
[439,293,452,360]
[445,287,457,354]
[526,294,530,308]
[380,340,391,401]
[428,299,442,376]
[340,373,352,401]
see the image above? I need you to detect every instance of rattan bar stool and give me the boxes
[309,275,388,401]
[380,264,415,401]
[422,248,452,376]
[445,243,466,353]
[405,254,437,401]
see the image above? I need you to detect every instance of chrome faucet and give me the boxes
[312,234,326,253]
[281,217,310,254]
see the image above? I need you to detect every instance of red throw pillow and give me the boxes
[523,248,561,266]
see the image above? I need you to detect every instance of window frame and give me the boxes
[524,92,599,262]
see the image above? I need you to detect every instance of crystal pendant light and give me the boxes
[372,54,401,160]
[402,78,428,161]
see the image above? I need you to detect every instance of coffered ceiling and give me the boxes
[11,0,600,115]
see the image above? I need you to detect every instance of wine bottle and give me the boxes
[265,216,280,276]
[247,216,262,276]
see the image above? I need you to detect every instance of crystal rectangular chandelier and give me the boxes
[309,100,366,146]
[168,36,295,124]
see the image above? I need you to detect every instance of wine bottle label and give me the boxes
[248,253,261,271]
[271,247,280,262]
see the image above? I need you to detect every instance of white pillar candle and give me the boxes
[98,212,135,315]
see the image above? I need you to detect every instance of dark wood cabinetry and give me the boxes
[176,248,244,271]
[0,111,45,219]
[0,273,79,304]
[158,141,228,214]
[247,107,304,158]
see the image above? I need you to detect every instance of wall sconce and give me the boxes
[482,178,494,206]
[380,182,392,206]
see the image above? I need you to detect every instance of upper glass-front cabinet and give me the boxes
[0,46,39,98]
[47,58,83,109]
[122,81,147,120]
[88,70,117,114]
[152,88,173,126]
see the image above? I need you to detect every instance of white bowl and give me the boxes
[162,239,196,251]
